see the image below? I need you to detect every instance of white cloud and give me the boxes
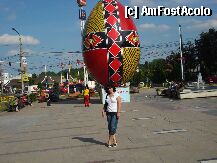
[128,0,156,7]
[23,49,34,55]
[139,23,171,32]
[192,19,217,30]
[0,34,40,45]
[7,49,18,55]
[0,5,9,12]
[178,18,202,25]
[172,0,197,5]
[8,49,33,56]
[181,18,217,31]
[7,14,16,21]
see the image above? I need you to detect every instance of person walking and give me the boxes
[83,86,90,107]
[102,85,121,148]
[46,93,51,106]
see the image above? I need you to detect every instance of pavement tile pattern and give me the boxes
[0,89,217,163]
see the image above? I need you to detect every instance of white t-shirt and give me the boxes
[105,92,120,112]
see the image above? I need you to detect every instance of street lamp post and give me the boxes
[0,61,4,94]
[77,0,88,86]
[12,28,24,92]
[179,25,184,81]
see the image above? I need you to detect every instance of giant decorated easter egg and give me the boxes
[82,0,140,86]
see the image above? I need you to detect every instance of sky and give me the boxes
[0,0,217,76]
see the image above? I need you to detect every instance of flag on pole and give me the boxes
[79,9,86,20]
[179,25,183,50]
[68,61,72,73]
[45,65,47,73]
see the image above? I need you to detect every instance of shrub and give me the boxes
[28,93,37,102]
[0,102,9,112]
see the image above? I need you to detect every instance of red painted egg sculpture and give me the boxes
[83,0,140,86]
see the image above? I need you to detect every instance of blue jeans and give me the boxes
[107,112,118,135]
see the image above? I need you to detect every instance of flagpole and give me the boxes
[77,0,88,86]
[45,65,48,89]
[45,65,47,77]
[179,25,184,81]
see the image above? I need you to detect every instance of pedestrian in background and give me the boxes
[46,93,51,106]
[83,85,90,107]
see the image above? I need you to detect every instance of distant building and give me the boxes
[1,73,10,85]
[3,73,30,91]
[6,79,22,90]
[35,75,61,88]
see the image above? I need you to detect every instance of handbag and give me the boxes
[104,94,108,112]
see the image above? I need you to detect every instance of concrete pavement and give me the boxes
[0,88,217,163]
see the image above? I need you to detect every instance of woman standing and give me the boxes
[83,85,90,107]
[102,85,121,148]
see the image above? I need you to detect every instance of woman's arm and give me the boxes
[102,107,106,117]
[116,96,121,118]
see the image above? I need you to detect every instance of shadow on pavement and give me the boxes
[72,137,106,146]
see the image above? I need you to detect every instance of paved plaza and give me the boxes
[0,88,217,163]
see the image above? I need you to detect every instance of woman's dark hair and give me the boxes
[104,85,116,94]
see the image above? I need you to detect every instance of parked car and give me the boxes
[206,76,217,84]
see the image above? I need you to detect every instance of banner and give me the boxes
[101,87,130,104]
[22,73,29,82]
[22,57,27,65]
[0,96,14,103]
[79,9,86,20]
[21,56,27,71]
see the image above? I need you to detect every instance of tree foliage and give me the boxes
[130,28,217,85]
[195,28,217,77]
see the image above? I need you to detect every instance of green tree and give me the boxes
[37,82,43,91]
[29,73,37,85]
[38,71,57,78]
[164,52,179,81]
[32,73,37,79]
[182,41,199,81]
[195,28,217,78]
[57,68,84,81]
[53,82,60,94]
[130,69,140,86]
[149,59,167,84]
[142,62,152,83]
[129,28,217,84]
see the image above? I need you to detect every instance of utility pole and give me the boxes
[60,62,64,84]
[179,25,184,81]
[45,65,48,89]
[83,65,88,86]
[12,28,24,92]
[77,0,88,86]
[67,62,71,94]
[0,62,3,94]
[67,72,69,93]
